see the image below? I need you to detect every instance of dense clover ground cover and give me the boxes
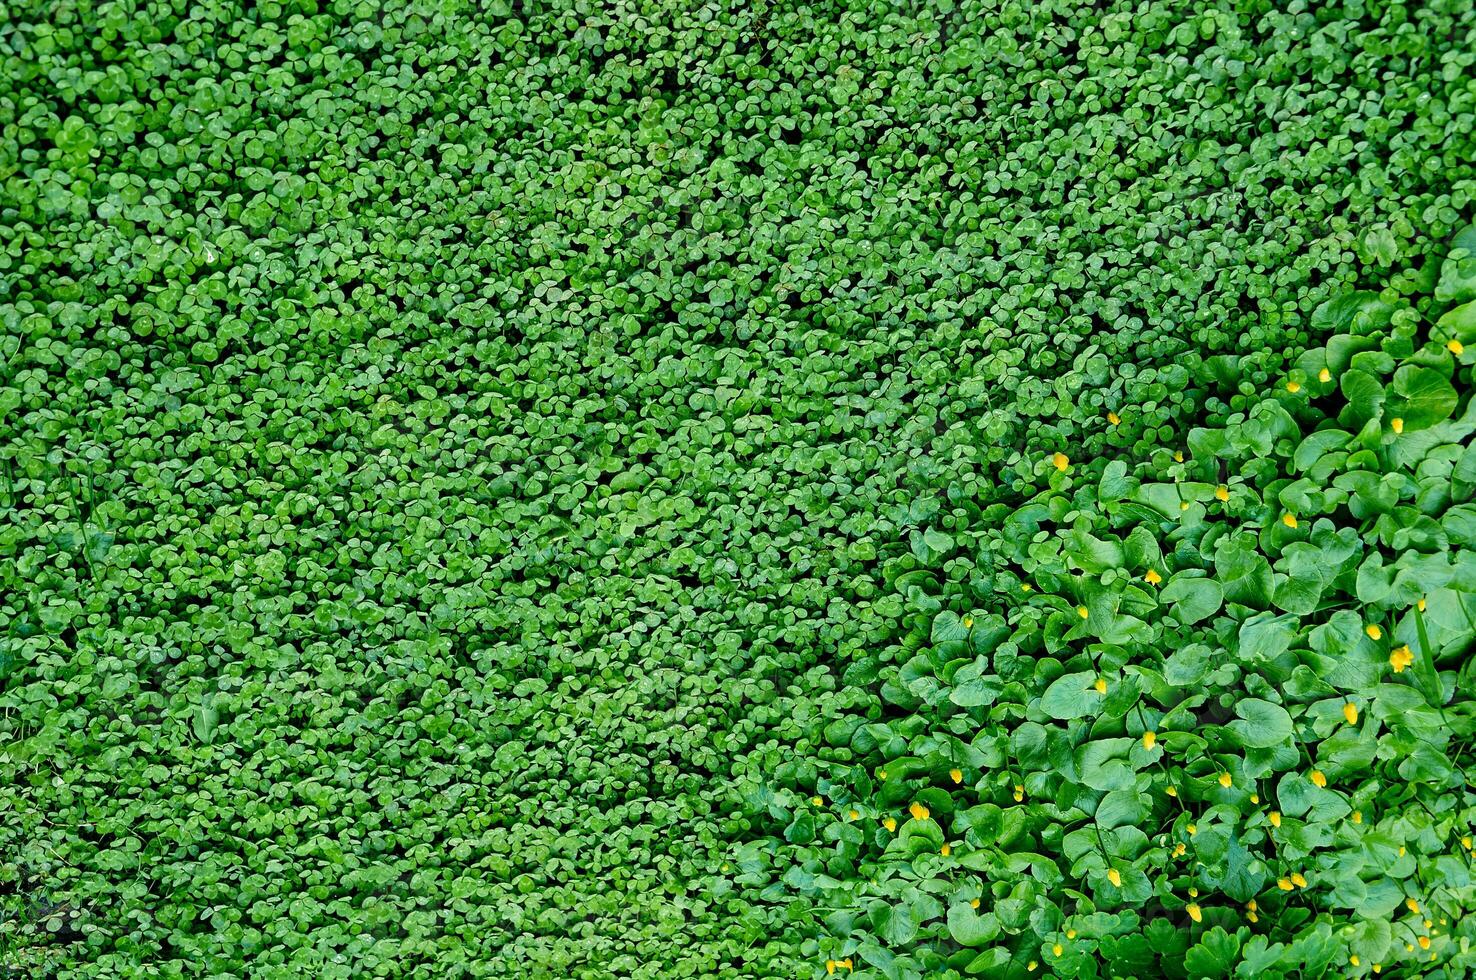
[2,0,1475,976]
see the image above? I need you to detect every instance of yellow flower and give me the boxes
[1449,338,1465,356]
[1215,484,1230,502]
[1107,868,1122,887]
[1187,823,1197,835]
[949,768,963,784]
[882,816,896,832]
[1174,451,1184,463]
[827,960,837,975]
[1076,605,1089,619]
[940,843,951,856]
[1013,784,1025,802]
[1180,501,1190,512]
[1250,794,1259,804]
[1022,583,1034,592]
[1052,452,1070,472]
[1343,702,1358,725]
[1350,955,1360,967]
[1418,597,1426,612]
[1390,646,1413,673]
[1269,811,1281,828]
[1391,417,1404,434]
[1108,411,1120,426]
[1418,935,1431,950]
[841,960,852,972]
[1399,847,1406,856]
[1407,897,1420,914]
[1144,568,1162,585]
[1172,842,1186,858]
[1142,731,1157,750]
[1277,878,1293,891]
[1187,903,1202,923]
[1373,964,1381,974]
[1462,836,1472,850]
[1247,900,1257,912]
[962,616,973,629]
[812,796,824,806]
[970,898,980,910]
[1365,623,1382,641]
[1310,770,1327,788]
[1406,944,1415,952]
[1094,677,1108,694]
[1319,367,1332,382]
[1052,943,1064,957]
[1166,785,1177,797]
[1188,887,1198,897]
[878,769,887,781]
[1219,772,1232,788]
[1282,512,1298,529]
[847,809,859,821]
[1286,380,1301,393]
[1066,929,1076,939]
[1290,872,1308,888]
[1247,911,1258,923]
[908,802,929,822]
[1352,810,1362,824]
[1027,962,1038,972]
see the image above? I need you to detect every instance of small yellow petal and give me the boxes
[940,843,951,856]
[1407,898,1420,914]
[1052,943,1064,956]
[1352,811,1362,824]
[1418,597,1427,612]
[962,616,973,628]
[1187,823,1197,835]
[1399,847,1406,857]
[1094,677,1108,694]
[1215,484,1229,502]
[970,898,980,909]
[1077,605,1089,619]
[1319,367,1332,382]
[1052,452,1070,472]
[1390,646,1413,673]
[1350,955,1360,967]
[1250,794,1259,804]
[1278,877,1294,891]
[1418,935,1430,950]
[1174,451,1184,463]
[1166,786,1177,797]
[1246,900,1257,912]
[882,817,897,832]
[1310,770,1327,788]
[1365,623,1382,641]
[1143,731,1157,750]
[1107,868,1122,887]
[1247,911,1258,923]
[1188,887,1198,898]
[1187,903,1202,923]
[811,796,824,806]
[1219,772,1232,788]
[1391,417,1404,434]
[1180,501,1190,511]
[1144,568,1162,585]
[848,809,860,821]
[1343,702,1358,725]
[908,802,929,822]
[1028,962,1038,972]
[1462,836,1471,850]
[1108,411,1120,426]
[1269,811,1281,828]
[1286,380,1301,393]
[949,768,963,784]
[1282,512,1298,528]
[1448,338,1465,356]
[1066,929,1076,939]
[1291,872,1307,888]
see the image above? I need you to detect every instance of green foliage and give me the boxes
[2,0,1476,977]
[776,234,1476,978]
